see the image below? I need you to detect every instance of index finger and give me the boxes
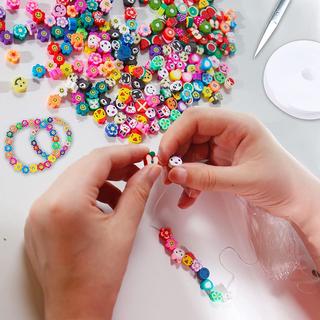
[159,107,233,164]
[56,145,149,190]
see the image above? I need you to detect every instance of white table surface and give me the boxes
[1,0,320,319]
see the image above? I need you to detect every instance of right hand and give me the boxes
[158,107,320,229]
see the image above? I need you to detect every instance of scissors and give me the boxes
[254,0,292,58]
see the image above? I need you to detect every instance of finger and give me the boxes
[159,108,247,164]
[108,164,139,181]
[182,143,210,163]
[97,182,122,209]
[114,165,161,231]
[54,145,149,192]
[168,162,250,192]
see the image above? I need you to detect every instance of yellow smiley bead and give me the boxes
[14,162,23,171]
[29,164,38,173]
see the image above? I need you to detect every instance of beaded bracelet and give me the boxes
[4,117,72,174]
[159,227,225,303]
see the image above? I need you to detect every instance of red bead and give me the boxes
[135,99,148,113]
[53,53,65,66]
[47,42,60,55]
[32,9,45,24]
[0,20,5,32]
[125,7,137,20]
[93,11,105,26]
[162,27,175,43]
[159,228,172,242]
[166,17,178,28]
[163,0,174,4]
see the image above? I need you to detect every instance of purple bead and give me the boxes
[149,44,162,58]
[177,101,187,112]
[0,30,13,45]
[37,27,50,42]
[177,13,187,22]
[192,72,202,81]
[26,20,37,36]
[0,6,6,20]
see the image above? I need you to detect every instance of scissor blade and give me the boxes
[254,0,292,58]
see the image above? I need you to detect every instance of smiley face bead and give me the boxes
[168,155,183,168]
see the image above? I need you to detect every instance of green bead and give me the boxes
[188,6,199,17]
[165,4,178,17]
[6,131,13,138]
[158,3,167,15]
[149,0,162,10]
[160,87,172,99]
[214,48,223,59]
[178,3,188,14]
[16,123,23,130]
[150,18,165,33]
[183,83,194,92]
[52,142,61,150]
[51,26,64,40]
[200,279,214,291]
[76,27,88,40]
[208,290,224,302]
[159,118,171,131]
[185,17,194,28]
[170,109,181,121]
[199,21,212,34]
[67,136,73,143]
[214,72,226,84]
[150,55,165,71]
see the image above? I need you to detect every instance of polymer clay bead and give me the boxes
[168,155,182,168]
[12,76,28,93]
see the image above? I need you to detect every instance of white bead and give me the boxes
[168,156,183,169]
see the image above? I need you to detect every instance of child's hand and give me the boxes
[159,108,320,228]
[25,145,161,320]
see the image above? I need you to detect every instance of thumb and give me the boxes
[114,165,161,230]
[168,163,249,193]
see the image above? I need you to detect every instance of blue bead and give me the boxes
[22,166,30,174]
[4,145,12,152]
[197,267,210,281]
[68,18,77,32]
[105,123,118,137]
[200,279,214,291]
[200,57,212,71]
[193,80,204,93]
[202,73,213,85]
[192,91,201,101]
[117,45,132,61]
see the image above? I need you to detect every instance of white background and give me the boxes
[1,0,320,319]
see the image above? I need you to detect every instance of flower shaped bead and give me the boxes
[159,228,172,242]
[56,16,68,28]
[191,259,203,273]
[66,5,78,18]
[25,0,38,14]
[76,102,90,116]
[72,59,84,73]
[0,20,5,32]
[48,94,62,109]
[74,0,87,13]
[6,49,20,64]
[87,0,98,11]
[165,238,178,252]
[46,60,57,72]
[60,62,73,77]
[13,24,28,41]
[86,65,99,78]
[44,14,56,27]
[71,92,84,105]
[37,27,50,42]
[61,41,73,55]
[88,52,102,66]
[32,64,46,78]
[7,0,20,10]
[0,30,13,45]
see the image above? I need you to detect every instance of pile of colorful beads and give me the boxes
[4,117,72,174]
[0,0,237,144]
[42,0,237,143]
[159,227,225,303]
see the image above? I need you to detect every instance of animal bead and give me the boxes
[168,155,183,168]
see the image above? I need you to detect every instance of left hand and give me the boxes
[25,145,161,320]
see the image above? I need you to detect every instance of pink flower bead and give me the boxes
[86,65,99,78]
[191,259,203,272]
[72,59,84,73]
[56,16,68,28]
[99,0,112,14]
[7,0,20,10]
[26,0,38,14]
[44,14,56,27]
[9,158,17,165]
[138,24,151,37]
[88,52,102,66]
[146,95,160,108]
[49,67,62,80]
[165,238,177,252]
[71,92,84,105]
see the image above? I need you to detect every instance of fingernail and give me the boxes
[171,167,187,185]
[184,187,199,198]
